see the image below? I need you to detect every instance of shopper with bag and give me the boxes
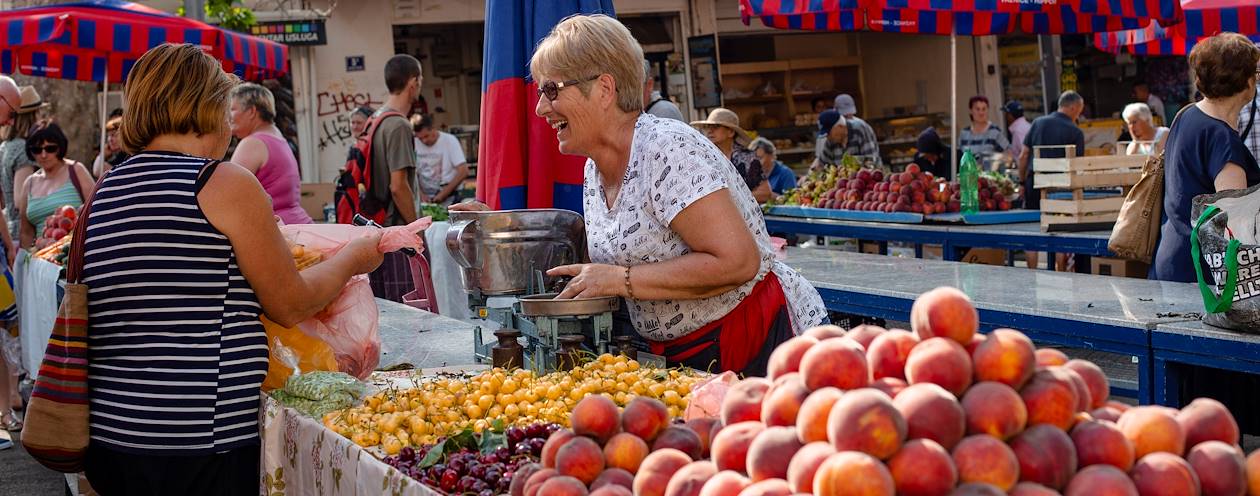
[1151,33,1260,282]
[23,43,384,495]
[15,122,94,250]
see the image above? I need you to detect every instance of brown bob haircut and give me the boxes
[119,43,239,154]
[1190,32,1260,100]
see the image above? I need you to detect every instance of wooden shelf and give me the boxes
[778,147,815,155]
[725,95,791,104]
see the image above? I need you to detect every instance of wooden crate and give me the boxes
[1032,145,1143,231]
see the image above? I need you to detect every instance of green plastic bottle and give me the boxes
[960,151,979,215]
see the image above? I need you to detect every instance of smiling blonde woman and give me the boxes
[457,14,826,375]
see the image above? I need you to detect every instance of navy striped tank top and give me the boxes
[82,152,268,455]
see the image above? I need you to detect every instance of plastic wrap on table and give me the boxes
[262,316,338,391]
[683,371,738,421]
[270,370,367,418]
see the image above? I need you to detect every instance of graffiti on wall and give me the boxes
[315,78,383,152]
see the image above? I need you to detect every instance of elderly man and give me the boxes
[1020,90,1086,271]
[833,94,880,163]
[749,137,797,198]
[0,77,18,126]
[643,60,684,122]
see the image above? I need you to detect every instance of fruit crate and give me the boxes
[1031,145,1144,232]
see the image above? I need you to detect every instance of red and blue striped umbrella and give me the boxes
[0,0,287,82]
[741,0,1182,34]
[477,0,615,212]
[1095,0,1260,56]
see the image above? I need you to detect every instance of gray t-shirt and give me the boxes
[0,138,33,240]
[369,109,416,226]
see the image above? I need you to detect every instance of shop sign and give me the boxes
[346,56,365,72]
[249,20,327,46]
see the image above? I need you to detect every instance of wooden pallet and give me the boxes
[1032,145,1143,231]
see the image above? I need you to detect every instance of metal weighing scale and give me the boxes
[446,209,618,372]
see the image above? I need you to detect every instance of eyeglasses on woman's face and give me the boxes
[536,75,600,101]
[29,144,58,156]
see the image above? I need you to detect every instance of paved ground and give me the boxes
[0,385,67,495]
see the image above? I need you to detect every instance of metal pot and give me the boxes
[445,209,587,296]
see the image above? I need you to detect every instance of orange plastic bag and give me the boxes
[262,316,339,391]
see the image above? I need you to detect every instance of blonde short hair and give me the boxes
[530,14,644,113]
[120,43,239,154]
[231,83,276,123]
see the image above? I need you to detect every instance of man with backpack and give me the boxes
[338,54,423,301]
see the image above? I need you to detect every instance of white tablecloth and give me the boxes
[15,253,62,377]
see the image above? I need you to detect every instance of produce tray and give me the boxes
[765,206,924,224]
[924,209,1042,225]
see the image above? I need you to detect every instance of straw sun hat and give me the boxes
[691,108,750,146]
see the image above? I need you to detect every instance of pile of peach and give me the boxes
[510,285,1260,496]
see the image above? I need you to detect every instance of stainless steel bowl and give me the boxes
[517,293,620,317]
[445,209,587,296]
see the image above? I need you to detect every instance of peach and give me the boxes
[871,377,908,398]
[1020,368,1080,431]
[905,337,973,396]
[1186,441,1246,496]
[698,470,751,496]
[1010,424,1079,490]
[590,486,633,496]
[1070,419,1135,471]
[537,475,589,496]
[523,468,558,496]
[604,432,649,473]
[664,461,718,496]
[747,426,804,482]
[711,421,765,473]
[888,438,958,496]
[767,336,818,380]
[634,449,693,496]
[866,330,919,380]
[910,286,979,345]
[1092,406,1125,423]
[951,483,1007,496]
[953,434,1020,490]
[961,381,1027,440]
[795,387,842,444]
[591,468,635,491]
[799,337,869,391]
[1035,348,1069,368]
[653,426,704,460]
[813,451,896,496]
[1009,482,1062,496]
[827,388,907,460]
[1177,398,1241,449]
[1118,406,1186,458]
[555,436,605,485]
[964,333,986,356]
[543,429,578,468]
[786,441,836,493]
[510,463,543,496]
[762,374,811,427]
[1063,359,1109,409]
[572,395,621,443]
[685,417,721,459]
[803,324,848,341]
[722,378,773,425]
[623,396,671,441]
[1245,449,1260,496]
[1059,367,1093,413]
[1065,465,1138,496]
[892,382,966,449]
[1130,452,1201,496]
[736,478,792,496]
[1106,400,1132,413]
[971,329,1036,389]
[846,324,886,349]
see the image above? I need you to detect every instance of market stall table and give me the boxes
[766,216,1113,267]
[781,246,1203,403]
[261,299,478,496]
[1150,320,1260,406]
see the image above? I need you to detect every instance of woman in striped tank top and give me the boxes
[15,122,94,249]
[80,44,384,495]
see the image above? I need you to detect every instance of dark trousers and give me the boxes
[84,443,260,496]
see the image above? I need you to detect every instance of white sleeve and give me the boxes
[645,129,730,225]
[442,134,467,182]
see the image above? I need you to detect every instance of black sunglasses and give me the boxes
[537,75,600,101]
[29,145,59,155]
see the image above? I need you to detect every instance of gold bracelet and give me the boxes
[624,265,635,299]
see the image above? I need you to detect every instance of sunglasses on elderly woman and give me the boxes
[537,75,600,101]
[29,145,58,155]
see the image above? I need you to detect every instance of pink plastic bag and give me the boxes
[683,371,738,421]
[278,218,432,379]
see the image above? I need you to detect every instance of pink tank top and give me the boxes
[252,133,312,224]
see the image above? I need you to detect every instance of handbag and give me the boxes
[21,173,102,473]
[1108,105,1191,263]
